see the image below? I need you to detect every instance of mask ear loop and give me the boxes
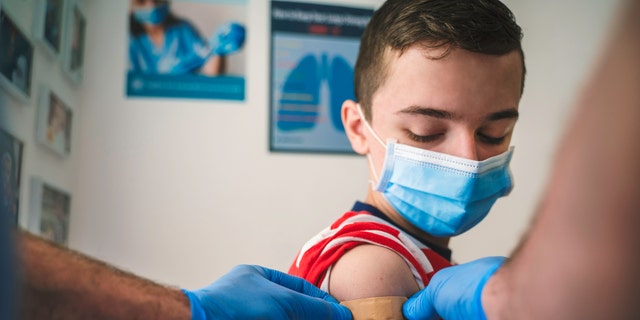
[366,155,379,187]
[357,104,386,187]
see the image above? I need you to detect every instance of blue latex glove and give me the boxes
[209,22,246,56]
[182,264,352,320]
[403,256,506,320]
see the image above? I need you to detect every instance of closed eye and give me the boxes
[406,130,443,143]
[477,132,507,145]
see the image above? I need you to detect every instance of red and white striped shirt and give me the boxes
[288,203,452,291]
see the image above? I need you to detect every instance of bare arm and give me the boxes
[483,0,640,318]
[329,244,420,301]
[19,231,190,320]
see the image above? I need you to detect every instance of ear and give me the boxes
[342,99,369,155]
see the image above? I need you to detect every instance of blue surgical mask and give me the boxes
[133,3,169,25]
[358,104,514,237]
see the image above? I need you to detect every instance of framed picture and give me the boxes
[61,0,85,84]
[36,85,72,156]
[0,8,34,102]
[126,0,248,100]
[32,0,65,57]
[269,1,373,153]
[0,128,23,226]
[29,177,71,245]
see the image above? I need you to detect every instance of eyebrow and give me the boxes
[398,105,519,121]
[398,106,454,119]
[486,109,519,121]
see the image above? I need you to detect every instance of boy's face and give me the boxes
[342,45,523,240]
[349,45,523,166]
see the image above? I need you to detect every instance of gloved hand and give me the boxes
[209,22,246,56]
[182,264,352,320]
[403,256,506,320]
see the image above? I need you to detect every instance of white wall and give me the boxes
[2,0,622,289]
[72,0,380,289]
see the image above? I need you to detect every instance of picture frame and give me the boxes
[29,176,71,246]
[61,0,85,84]
[32,0,65,58]
[36,85,72,156]
[0,128,24,226]
[126,0,248,100]
[269,1,373,153]
[0,8,34,103]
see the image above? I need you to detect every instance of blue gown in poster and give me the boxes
[129,21,209,74]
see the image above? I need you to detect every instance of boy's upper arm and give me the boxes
[328,244,420,302]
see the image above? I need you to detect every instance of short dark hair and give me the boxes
[355,0,525,120]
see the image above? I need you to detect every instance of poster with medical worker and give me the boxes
[269,1,373,153]
[126,0,247,101]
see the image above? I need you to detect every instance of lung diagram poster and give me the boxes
[270,1,373,153]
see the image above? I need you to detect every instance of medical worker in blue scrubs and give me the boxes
[128,0,245,76]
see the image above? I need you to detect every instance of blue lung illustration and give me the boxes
[329,55,355,133]
[277,54,320,131]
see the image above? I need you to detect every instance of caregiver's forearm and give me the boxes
[19,231,191,319]
[483,0,640,319]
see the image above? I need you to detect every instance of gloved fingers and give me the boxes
[403,256,508,320]
[403,289,440,320]
[210,22,245,56]
[250,265,353,320]
[254,265,339,303]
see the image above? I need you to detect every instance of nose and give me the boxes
[447,132,479,161]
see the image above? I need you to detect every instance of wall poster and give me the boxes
[269,1,373,153]
[126,0,247,101]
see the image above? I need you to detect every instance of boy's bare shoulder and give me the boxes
[328,244,420,302]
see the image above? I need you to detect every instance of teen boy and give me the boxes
[289,0,525,302]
